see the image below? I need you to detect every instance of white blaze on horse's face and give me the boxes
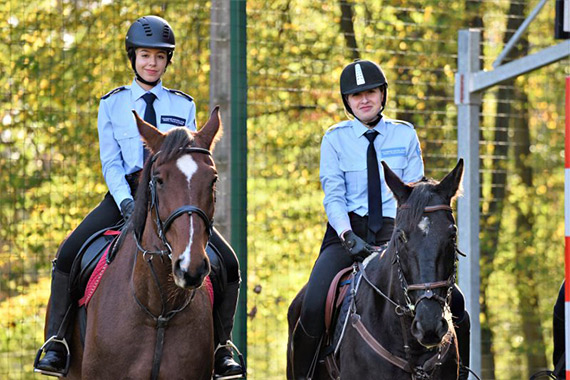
[418,216,430,236]
[176,155,198,272]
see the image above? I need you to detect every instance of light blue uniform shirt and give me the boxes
[98,79,197,208]
[320,117,424,236]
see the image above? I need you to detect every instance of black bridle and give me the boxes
[134,147,214,258]
[393,204,459,316]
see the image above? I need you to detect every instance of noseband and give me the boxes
[135,147,215,257]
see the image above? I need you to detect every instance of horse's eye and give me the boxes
[398,230,408,244]
[153,176,164,187]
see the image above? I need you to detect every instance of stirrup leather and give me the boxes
[33,335,71,377]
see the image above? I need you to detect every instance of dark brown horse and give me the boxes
[65,108,222,379]
[288,159,465,380]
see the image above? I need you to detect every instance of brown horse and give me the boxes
[65,108,222,379]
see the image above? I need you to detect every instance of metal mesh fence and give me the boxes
[1,0,568,379]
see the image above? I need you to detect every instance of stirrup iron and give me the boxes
[33,335,71,377]
[214,340,247,379]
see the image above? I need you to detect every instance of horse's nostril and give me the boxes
[411,319,421,336]
[174,258,185,276]
[202,258,210,274]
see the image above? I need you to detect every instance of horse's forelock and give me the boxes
[131,127,194,239]
[154,128,194,165]
[397,179,439,231]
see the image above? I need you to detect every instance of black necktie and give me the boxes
[142,93,157,163]
[365,130,383,239]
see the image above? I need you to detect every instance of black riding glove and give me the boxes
[120,198,135,222]
[341,230,372,262]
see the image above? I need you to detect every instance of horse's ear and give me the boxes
[196,106,223,151]
[436,158,464,201]
[132,110,166,153]
[382,161,412,205]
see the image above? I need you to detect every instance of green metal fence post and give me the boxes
[230,0,247,365]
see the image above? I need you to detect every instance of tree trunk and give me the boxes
[338,0,360,60]
[512,88,548,375]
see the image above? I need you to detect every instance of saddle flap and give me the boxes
[324,266,353,334]
[69,229,120,301]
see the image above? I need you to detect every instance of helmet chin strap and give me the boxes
[362,113,383,127]
[134,71,160,87]
[355,105,385,127]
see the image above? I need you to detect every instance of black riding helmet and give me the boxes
[125,16,175,86]
[340,60,388,119]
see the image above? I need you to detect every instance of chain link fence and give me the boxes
[1,1,568,379]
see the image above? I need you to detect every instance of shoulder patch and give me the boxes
[101,86,127,100]
[387,118,415,129]
[166,88,194,102]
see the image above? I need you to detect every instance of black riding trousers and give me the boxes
[55,191,122,273]
[300,214,394,338]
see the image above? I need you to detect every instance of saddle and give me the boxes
[318,259,373,379]
[69,227,121,303]
[320,264,364,377]
[324,266,353,335]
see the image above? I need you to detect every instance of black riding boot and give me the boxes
[455,312,471,380]
[292,320,321,380]
[34,268,73,377]
[214,280,244,378]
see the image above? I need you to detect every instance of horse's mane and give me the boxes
[395,177,440,232]
[131,127,195,241]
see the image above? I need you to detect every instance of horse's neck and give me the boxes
[357,251,409,347]
[361,250,431,357]
[367,248,402,303]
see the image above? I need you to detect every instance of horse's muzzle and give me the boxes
[410,300,448,348]
[173,257,210,289]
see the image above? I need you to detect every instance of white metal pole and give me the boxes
[456,29,482,380]
[554,76,570,380]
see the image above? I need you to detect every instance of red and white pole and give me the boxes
[565,75,570,380]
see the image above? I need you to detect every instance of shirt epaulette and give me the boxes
[325,121,350,135]
[166,88,194,102]
[101,86,127,100]
[387,118,415,129]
